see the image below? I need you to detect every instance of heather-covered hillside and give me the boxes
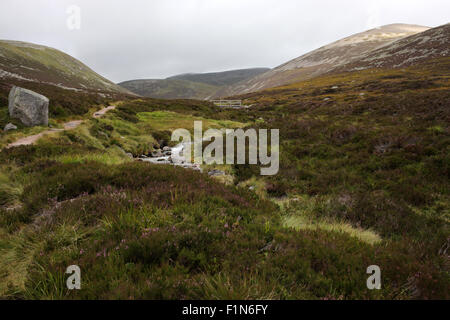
[0,58,448,299]
[0,40,133,95]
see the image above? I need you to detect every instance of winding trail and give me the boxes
[5,106,115,149]
[93,106,116,118]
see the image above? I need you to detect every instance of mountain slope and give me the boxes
[119,68,270,99]
[0,40,132,94]
[217,24,429,96]
[333,23,450,72]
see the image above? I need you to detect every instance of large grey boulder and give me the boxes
[4,123,18,131]
[8,86,49,127]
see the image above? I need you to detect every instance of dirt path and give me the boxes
[5,106,115,149]
[93,106,116,118]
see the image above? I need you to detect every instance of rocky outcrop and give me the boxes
[8,86,49,126]
[4,123,17,131]
[151,150,163,158]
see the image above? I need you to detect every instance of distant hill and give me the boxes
[117,78,219,100]
[217,24,429,97]
[0,40,132,95]
[167,68,270,86]
[118,68,270,99]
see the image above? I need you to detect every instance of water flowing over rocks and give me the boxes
[138,143,203,172]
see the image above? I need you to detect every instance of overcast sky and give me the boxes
[0,0,448,83]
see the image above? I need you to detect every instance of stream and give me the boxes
[139,142,203,172]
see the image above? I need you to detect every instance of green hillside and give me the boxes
[0,40,132,94]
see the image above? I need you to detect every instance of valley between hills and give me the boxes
[0,23,448,299]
